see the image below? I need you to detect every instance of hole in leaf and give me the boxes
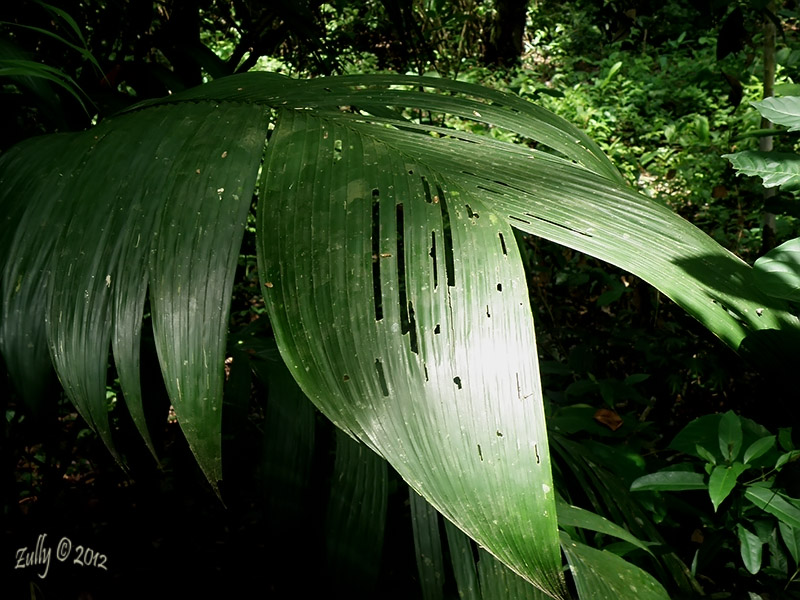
[497,283,502,292]
[434,324,440,334]
[465,204,479,220]
[486,305,491,318]
[421,175,433,203]
[430,231,438,290]
[423,362,429,381]
[453,376,462,389]
[509,215,530,225]
[375,359,390,397]
[408,301,419,354]
[397,203,410,336]
[372,192,383,321]
[477,444,483,461]
[498,232,507,255]
[437,184,456,287]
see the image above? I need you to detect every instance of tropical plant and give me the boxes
[3,71,800,598]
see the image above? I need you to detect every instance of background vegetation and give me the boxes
[2,0,800,598]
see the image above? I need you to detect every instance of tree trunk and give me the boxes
[485,0,529,67]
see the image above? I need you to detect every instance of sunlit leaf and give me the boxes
[723,150,800,191]
[752,96,800,131]
[753,238,800,302]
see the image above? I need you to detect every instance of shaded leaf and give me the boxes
[708,463,746,512]
[410,488,446,600]
[745,486,800,528]
[718,410,743,462]
[556,501,654,555]
[743,436,776,464]
[560,532,670,600]
[630,471,707,492]
[737,523,763,575]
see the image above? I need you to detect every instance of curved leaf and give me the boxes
[556,501,654,555]
[737,523,763,575]
[753,237,800,302]
[708,463,746,512]
[258,108,566,597]
[745,486,800,528]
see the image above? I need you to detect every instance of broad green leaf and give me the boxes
[630,471,707,492]
[718,410,743,462]
[777,450,800,470]
[752,96,800,131]
[723,150,800,191]
[444,519,481,600]
[556,501,654,555]
[258,109,566,597]
[779,521,800,565]
[753,238,800,302]
[325,430,388,592]
[744,436,776,464]
[708,463,746,512]
[745,486,800,528]
[560,532,670,600]
[737,523,763,575]
[410,489,446,600]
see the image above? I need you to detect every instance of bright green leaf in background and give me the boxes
[745,486,800,529]
[723,150,800,191]
[753,238,800,302]
[752,96,800,131]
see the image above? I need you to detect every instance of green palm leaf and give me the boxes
[3,71,798,598]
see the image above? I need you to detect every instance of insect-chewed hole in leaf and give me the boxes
[407,301,419,354]
[486,305,491,318]
[396,203,410,331]
[343,374,350,382]
[477,444,483,461]
[372,191,383,321]
[429,231,438,290]
[524,212,593,237]
[434,324,441,335]
[437,184,456,287]
[497,283,502,292]
[465,204,479,220]
[509,214,531,225]
[423,362,429,381]
[453,376,462,389]
[374,359,390,397]
[498,232,508,255]
[421,175,433,203]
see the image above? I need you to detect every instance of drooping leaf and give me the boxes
[753,237,800,302]
[410,488,446,600]
[630,471,707,492]
[708,463,746,512]
[258,108,566,597]
[560,532,671,600]
[737,523,763,575]
[325,429,388,592]
[444,519,482,600]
